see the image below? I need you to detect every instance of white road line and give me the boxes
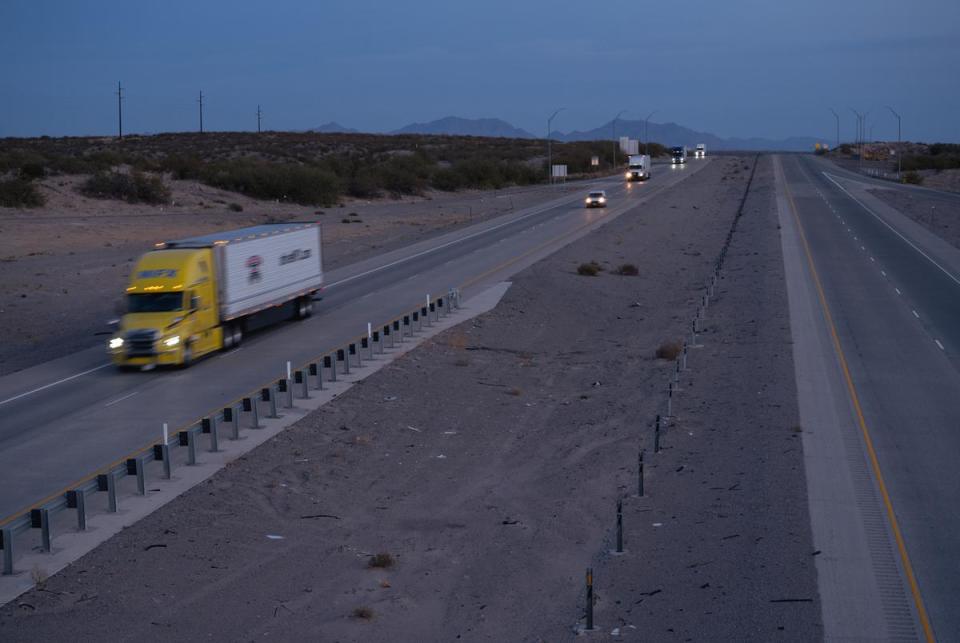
[0,363,111,407]
[912,310,920,318]
[104,390,138,407]
[823,172,960,288]
[881,270,887,277]
[895,288,902,295]
[870,257,875,262]
[861,246,866,251]
[935,340,945,351]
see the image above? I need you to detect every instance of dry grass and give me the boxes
[368,552,395,569]
[352,606,375,620]
[454,357,470,367]
[508,387,523,396]
[655,341,683,361]
[615,263,639,276]
[30,565,48,587]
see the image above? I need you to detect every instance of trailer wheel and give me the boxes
[223,325,234,349]
[232,323,243,347]
[295,297,311,320]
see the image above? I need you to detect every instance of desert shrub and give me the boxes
[352,607,374,620]
[81,170,170,204]
[377,155,430,196]
[163,154,204,180]
[201,160,341,205]
[655,341,682,361]
[615,263,639,276]
[577,261,602,276]
[346,168,379,198]
[901,171,923,185]
[19,162,46,180]
[228,202,243,212]
[430,167,463,191]
[368,553,395,569]
[0,178,45,207]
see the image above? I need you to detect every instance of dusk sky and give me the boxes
[2,0,958,142]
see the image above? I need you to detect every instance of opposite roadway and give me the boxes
[777,154,960,641]
[0,160,709,521]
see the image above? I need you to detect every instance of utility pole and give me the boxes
[198,91,204,133]
[116,81,124,140]
[886,106,902,180]
[828,108,839,150]
[612,109,627,169]
[546,107,565,184]
[257,104,263,133]
[644,110,658,156]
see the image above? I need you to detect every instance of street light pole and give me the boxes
[546,107,565,184]
[612,109,627,169]
[644,110,658,156]
[828,108,839,150]
[886,106,902,180]
[850,108,863,172]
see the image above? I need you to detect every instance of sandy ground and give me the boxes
[867,187,960,250]
[0,176,582,376]
[0,156,820,641]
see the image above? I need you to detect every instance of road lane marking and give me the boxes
[895,288,902,295]
[823,172,960,289]
[935,340,945,351]
[104,391,138,407]
[783,167,935,643]
[912,310,920,318]
[0,363,111,407]
[881,270,887,277]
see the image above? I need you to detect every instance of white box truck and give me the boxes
[109,222,324,368]
[695,143,706,159]
[625,154,652,181]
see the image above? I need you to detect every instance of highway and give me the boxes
[776,154,960,641]
[0,161,709,521]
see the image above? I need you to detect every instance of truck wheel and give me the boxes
[295,297,311,320]
[181,343,193,369]
[223,325,234,349]
[232,324,243,347]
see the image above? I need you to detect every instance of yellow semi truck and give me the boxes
[109,222,324,369]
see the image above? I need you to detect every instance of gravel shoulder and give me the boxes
[0,156,820,641]
[0,176,587,376]
[866,186,960,251]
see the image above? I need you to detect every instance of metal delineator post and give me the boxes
[638,449,645,497]
[224,405,240,440]
[179,429,197,466]
[295,370,309,399]
[654,415,662,453]
[585,568,595,631]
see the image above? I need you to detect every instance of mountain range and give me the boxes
[309,116,821,152]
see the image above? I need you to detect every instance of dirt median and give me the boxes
[0,156,819,641]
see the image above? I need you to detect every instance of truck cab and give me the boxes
[694,144,706,159]
[625,155,651,181]
[109,248,222,368]
[671,146,687,165]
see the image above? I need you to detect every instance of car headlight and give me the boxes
[164,335,180,347]
[109,337,124,349]
[599,197,606,203]
[585,198,591,203]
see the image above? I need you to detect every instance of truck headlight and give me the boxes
[109,337,124,350]
[164,335,180,347]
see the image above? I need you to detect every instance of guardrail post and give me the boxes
[403,315,411,337]
[654,415,662,454]
[422,306,430,327]
[637,449,645,497]
[429,301,436,322]
[2,528,13,575]
[278,379,292,408]
[585,567,595,631]
[224,405,239,440]
[178,429,197,465]
[324,355,336,382]
[202,416,219,452]
[361,336,371,360]
[153,442,172,479]
[97,472,118,512]
[67,489,87,530]
[413,310,420,332]
[616,499,623,553]
[438,296,445,317]
[309,362,323,390]
[261,387,278,418]
[126,457,146,495]
[383,325,392,349]
[394,320,403,344]
[372,331,381,355]
[338,348,349,374]
[295,370,309,399]
[31,508,51,553]
[350,342,360,368]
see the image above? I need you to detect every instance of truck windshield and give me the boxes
[128,292,184,313]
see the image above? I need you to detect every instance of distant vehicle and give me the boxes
[109,222,324,369]
[625,155,652,182]
[694,143,706,159]
[671,146,687,165]
[585,190,607,208]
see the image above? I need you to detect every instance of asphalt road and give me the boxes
[0,160,709,521]
[777,154,960,641]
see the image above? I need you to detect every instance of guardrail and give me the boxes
[1,288,463,576]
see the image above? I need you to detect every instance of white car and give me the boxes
[585,190,607,208]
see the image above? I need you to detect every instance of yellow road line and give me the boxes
[781,158,935,643]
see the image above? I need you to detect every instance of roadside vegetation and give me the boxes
[901,143,960,172]
[0,132,668,207]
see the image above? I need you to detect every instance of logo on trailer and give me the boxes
[246,255,263,284]
[279,248,312,265]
